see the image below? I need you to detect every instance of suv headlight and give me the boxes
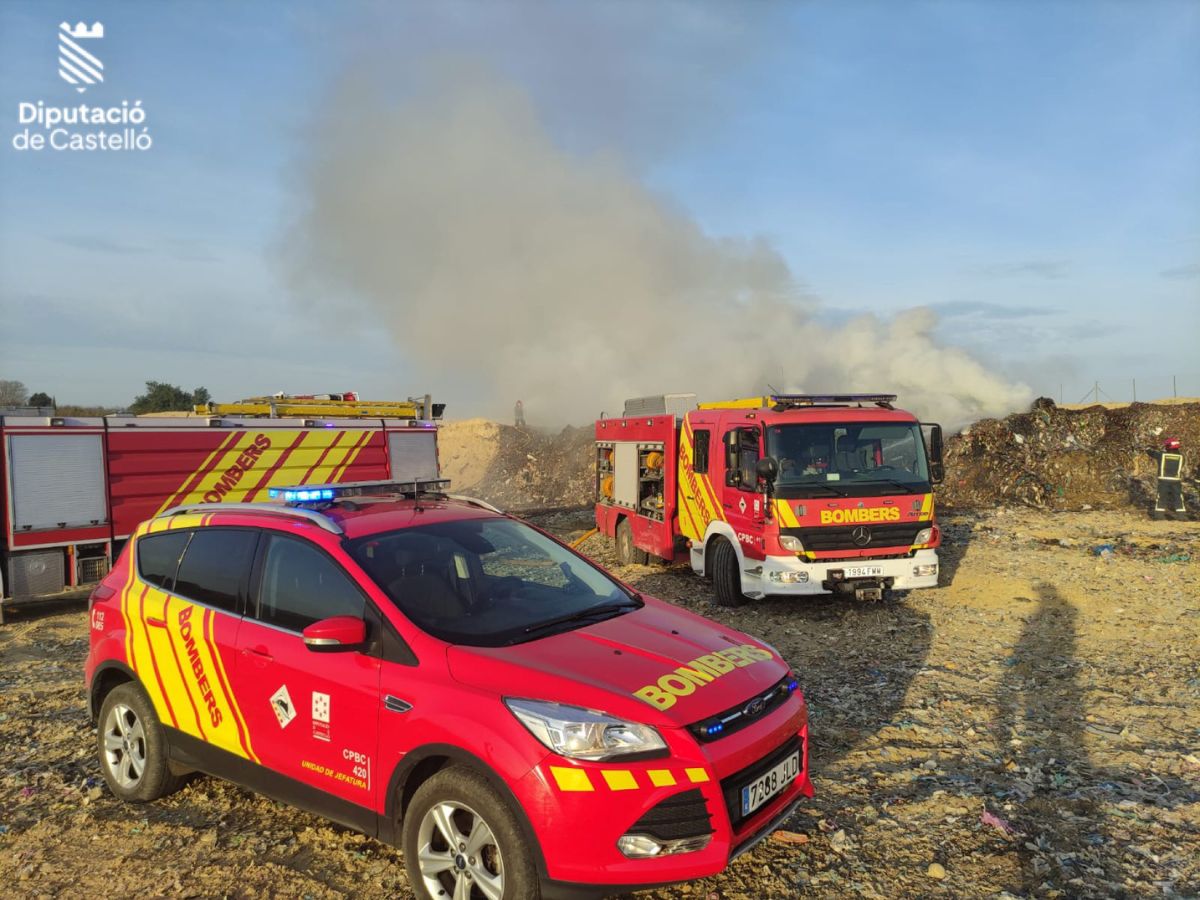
[779,535,805,552]
[505,699,667,760]
[914,527,934,546]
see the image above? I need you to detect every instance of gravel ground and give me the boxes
[1,508,1197,899]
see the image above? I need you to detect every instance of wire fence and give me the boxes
[1048,375,1200,405]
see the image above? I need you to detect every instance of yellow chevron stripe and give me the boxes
[601,769,638,791]
[330,430,372,482]
[172,433,251,506]
[550,766,594,792]
[205,607,257,763]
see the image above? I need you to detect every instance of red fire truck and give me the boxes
[595,394,945,604]
[0,395,443,620]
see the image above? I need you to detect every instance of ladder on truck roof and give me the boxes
[698,393,898,411]
[194,394,445,419]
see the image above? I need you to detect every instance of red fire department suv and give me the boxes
[85,481,812,899]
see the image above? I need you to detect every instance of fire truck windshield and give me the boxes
[765,421,931,497]
[348,518,640,647]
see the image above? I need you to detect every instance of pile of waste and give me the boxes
[437,419,594,511]
[939,398,1200,510]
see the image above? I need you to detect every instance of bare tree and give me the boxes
[0,380,29,406]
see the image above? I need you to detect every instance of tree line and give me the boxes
[0,380,211,415]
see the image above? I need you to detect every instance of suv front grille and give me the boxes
[687,675,796,743]
[783,522,925,552]
[627,788,713,842]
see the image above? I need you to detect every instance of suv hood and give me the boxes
[447,596,788,727]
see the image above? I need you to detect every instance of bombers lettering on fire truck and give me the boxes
[819,506,902,525]
[634,643,774,710]
[201,434,271,502]
[86,483,813,899]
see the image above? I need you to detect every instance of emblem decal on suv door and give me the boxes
[270,684,296,728]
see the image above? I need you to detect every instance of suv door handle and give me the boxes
[241,646,273,665]
[384,695,412,713]
[145,617,167,628]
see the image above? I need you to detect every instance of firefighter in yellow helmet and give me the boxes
[1151,437,1186,520]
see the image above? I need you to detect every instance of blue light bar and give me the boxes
[771,393,897,406]
[267,478,453,506]
[269,487,335,503]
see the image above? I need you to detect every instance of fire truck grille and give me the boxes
[783,522,926,552]
[627,788,714,842]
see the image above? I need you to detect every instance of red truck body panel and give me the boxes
[1,416,438,602]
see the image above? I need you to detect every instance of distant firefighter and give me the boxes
[514,399,526,428]
[1151,437,1186,520]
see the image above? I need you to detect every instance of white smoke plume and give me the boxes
[285,63,1030,428]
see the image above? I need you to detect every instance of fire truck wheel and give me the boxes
[616,519,648,565]
[710,538,747,608]
[403,765,540,900]
[97,682,184,803]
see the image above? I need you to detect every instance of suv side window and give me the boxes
[174,529,258,613]
[137,531,191,591]
[257,535,365,633]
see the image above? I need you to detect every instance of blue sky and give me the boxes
[1,0,1197,415]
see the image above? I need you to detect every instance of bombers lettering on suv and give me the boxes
[85,483,813,899]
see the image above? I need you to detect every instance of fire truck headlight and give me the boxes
[913,527,934,546]
[779,535,805,553]
[768,570,808,583]
[505,699,667,761]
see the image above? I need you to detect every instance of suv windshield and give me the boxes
[765,421,931,497]
[347,518,639,647]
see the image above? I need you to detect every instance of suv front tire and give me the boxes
[403,765,539,900]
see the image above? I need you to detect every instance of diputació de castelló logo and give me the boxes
[11,20,154,152]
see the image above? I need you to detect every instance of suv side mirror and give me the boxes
[303,615,366,652]
[922,423,944,485]
[756,456,780,490]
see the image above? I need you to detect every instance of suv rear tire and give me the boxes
[710,538,747,608]
[97,682,184,802]
[615,519,648,565]
[403,766,540,900]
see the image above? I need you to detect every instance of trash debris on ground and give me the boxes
[940,397,1200,511]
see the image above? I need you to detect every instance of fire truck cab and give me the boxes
[596,394,944,604]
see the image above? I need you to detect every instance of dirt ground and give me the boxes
[1,508,1197,899]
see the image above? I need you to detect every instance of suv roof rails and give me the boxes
[155,502,343,535]
[444,494,504,514]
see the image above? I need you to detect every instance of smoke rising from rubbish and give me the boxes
[285,63,1030,427]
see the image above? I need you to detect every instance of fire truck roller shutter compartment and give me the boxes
[613,443,639,509]
[8,433,107,531]
[387,429,439,481]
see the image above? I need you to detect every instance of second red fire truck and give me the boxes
[0,395,444,620]
[595,393,944,604]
